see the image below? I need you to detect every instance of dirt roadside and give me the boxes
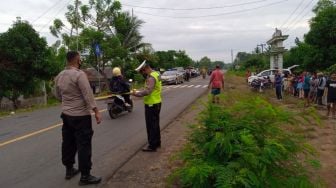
[103,74,336,188]
[103,94,208,188]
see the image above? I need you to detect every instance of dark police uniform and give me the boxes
[55,67,97,176]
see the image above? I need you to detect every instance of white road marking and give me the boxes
[172,85,181,88]
[195,85,202,88]
[180,85,188,88]
[187,85,194,88]
[202,85,208,88]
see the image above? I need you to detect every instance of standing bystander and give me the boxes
[275,70,283,100]
[209,65,224,104]
[326,73,336,118]
[316,72,326,105]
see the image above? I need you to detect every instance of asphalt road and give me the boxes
[0,77,210,188]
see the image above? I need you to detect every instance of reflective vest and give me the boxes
[144,71,162,105]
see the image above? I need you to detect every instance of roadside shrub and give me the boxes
[226,70,245,77]
[326,64,336,75]
[172,93,319,188]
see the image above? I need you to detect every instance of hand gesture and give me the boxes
[95,111,102,124]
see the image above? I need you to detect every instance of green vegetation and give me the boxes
[0,18,63,109]
[1,0,223,111]
[171,90,321,187]
[234,0,336,74]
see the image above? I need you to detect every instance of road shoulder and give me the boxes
[104,94,207,188]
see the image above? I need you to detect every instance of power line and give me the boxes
[285,1,316,33]
[31,0,67,24]
[283,0,315,32]
[122,0,269,11]
[279,0,306,29]
[38,0,72,33]
[134,0,289,19]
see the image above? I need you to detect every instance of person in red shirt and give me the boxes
[209,65,224,104]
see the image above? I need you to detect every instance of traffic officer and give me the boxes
[132,61,162,152]
[54,51,102,185]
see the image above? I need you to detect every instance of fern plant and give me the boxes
[171,92,320,188]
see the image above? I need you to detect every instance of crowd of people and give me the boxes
[280,71,336,118]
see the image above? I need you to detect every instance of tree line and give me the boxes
[0,0,225,109]
[233,0,336,74]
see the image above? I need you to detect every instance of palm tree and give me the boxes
[114,12,151,54]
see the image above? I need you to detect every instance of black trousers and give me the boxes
[145,103,161,149]
[61,113,93,175]
[276,85,282,100]
[317,89,324,105]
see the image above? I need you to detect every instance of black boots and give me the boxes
[65,167,101,186]
[79,175,102,186]
[65,168,80,180]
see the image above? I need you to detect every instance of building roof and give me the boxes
[267,35,289,44]
[83,67,113,82]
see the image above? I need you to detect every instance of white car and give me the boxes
[248,65,299,84]
[161,71,184,85]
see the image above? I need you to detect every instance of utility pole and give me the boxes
[132,8,134,19]
[75,0,79,51]
[257,44,266,53]
[231,49,234,64]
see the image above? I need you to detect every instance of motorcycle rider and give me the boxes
[109,67,132,106]
[201,68,207,79]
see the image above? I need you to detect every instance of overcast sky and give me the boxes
[0,0,318,63]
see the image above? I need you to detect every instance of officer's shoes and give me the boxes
[65,168,80,180]
[142,146,157,152]
[79,175,102,186]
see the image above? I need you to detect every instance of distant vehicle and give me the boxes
[190,68,200,78]
[161,70,184,85]
[248,65,299,84]
[250,76,272,92]
[172,67,184,72]
[172,67,186,78]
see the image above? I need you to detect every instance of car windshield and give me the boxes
[162,71,177,76]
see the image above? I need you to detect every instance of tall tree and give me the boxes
[304,0,336,70]
[0,19,60,109]
[113,12,150,54]
[198,56,212,69]
[50,0,151,85]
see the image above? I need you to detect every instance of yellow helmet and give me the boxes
[112,67,121,76]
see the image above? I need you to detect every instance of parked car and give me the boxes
[248,65,299,84]
[172,67,186,78]
[190,68,200,78]
[161,71,184,85]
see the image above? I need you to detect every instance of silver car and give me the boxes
[161,71,184,85]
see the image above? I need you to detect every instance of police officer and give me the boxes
[55,51,102,185]
[132,61,162,152]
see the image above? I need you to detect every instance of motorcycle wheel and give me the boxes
[108,109,118,119]
[127,100,134,113]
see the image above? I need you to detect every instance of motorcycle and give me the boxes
[250,76,272,92]
[106,79,134,119]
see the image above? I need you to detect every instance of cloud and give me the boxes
[0,0,317,63]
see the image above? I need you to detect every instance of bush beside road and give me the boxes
[104,73,336,187]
